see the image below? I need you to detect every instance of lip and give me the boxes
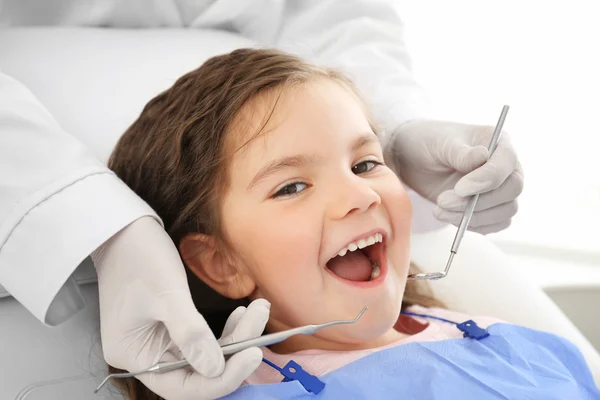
[327,229,388,262]
[324,232,389,288]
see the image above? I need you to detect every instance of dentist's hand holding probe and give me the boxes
[92,216,271,400]
[388,120,524,234]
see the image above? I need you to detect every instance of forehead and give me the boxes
[228,79,372,163]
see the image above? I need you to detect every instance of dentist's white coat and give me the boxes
[0,0,431,326]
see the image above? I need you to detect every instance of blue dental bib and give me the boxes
[220,323,600,399]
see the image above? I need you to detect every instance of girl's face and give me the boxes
[221,79,413,352]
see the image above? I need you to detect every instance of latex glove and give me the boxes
[92,216,270,400]
[387,120,524,234]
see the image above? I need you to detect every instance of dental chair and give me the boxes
[1,28,598,399]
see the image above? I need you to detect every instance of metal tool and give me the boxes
[408,105,510,281]
[94,306,368,393]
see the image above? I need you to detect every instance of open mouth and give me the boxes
[325,232,387,284]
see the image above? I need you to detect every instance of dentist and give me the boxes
[0,1,523,399]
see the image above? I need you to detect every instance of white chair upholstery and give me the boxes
[0,28,597,399]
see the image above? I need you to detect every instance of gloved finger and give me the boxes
[437,169,524,212]
[443,142,490,173]
[204,347,263,399]
[220,306,247,340]
[136,347,263,400]
[218,298,271,346]
[454,136,518,197]
[206,347,263,398]
[162,292,226,378]
[433,200,519,228]
[470,219,512,235]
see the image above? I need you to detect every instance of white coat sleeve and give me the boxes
[188,0,432,148]
[0,70,160,326]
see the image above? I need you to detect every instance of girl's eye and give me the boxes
[272,182,308,198]
[352,160,383,175]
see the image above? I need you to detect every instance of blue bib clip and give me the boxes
[281,360,325,394]
[262,358,325,394]
[457,320,490,340]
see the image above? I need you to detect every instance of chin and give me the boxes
[319,298,403,345]
[362,302,403,338]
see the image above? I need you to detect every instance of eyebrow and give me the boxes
[351,133,379,152]
[247,132,379,191]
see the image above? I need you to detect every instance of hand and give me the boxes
[92,216,270,400]
[387,120,524,234]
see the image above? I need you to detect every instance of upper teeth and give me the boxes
[336,233,383,257]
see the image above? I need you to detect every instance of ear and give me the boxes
[179,233,256,300]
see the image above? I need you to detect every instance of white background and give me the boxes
[395,1,600,270]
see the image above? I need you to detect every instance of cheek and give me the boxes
[259,230,316,281]
[247,205,326,326]
[379,174,413,270]
[381,175,413,232]
[230,201,324,293]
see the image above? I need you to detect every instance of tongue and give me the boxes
[327,250,372,282]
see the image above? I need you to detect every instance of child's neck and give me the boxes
[268,325,410,354]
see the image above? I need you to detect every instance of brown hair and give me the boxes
[107,48,445,400]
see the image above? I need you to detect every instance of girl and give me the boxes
[107,48,598,399]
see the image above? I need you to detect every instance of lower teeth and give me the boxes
[370,261,381,280]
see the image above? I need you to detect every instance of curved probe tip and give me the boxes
[94,376,111,393]
[355,306,368,322]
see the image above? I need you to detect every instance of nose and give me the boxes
[328,174,381,220]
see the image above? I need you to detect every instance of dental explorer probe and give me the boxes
[94,306,368,393]
[408,105,510,281]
